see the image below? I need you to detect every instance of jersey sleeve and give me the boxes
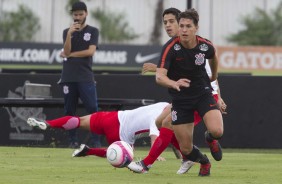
[206,45,215,59]
[205,40,216,59]
[90,27,99,46]
[157,38,178,70]
[198,36,216,59]
[62,29,68,44]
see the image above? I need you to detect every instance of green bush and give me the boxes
[0,4,41,42]
[227,2,282,46]
[92,9,138,43]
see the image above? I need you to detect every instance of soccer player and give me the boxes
[128,8,226,176]
[27,102,170,159]
[156,9,224,176]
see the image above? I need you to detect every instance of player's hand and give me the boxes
[68,22,81,34]
[142,63,157,74]
[60,49,66,58]
[218,97,227,114]
[157,156,166,161]
[173,78,191,91]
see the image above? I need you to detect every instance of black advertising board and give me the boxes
[0,42,162,72]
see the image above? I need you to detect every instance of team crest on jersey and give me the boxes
[174,44,181,51]
[199,44,209,51]
[195,53,205,65]
[171,110,177,122]
[84,33,91,41]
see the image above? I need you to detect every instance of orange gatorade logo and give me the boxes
[217,46,282,75]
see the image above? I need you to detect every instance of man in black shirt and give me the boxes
[59,1,101,148]
[128,8,225,176]
[155,9,224,176]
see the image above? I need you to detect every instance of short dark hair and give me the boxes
[71,1,87,12]
[178,8,199,26]
[162,8,181,19]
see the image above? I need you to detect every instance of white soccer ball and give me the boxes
[106,141,134,168]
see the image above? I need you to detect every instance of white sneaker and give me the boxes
[127,161,149,174]
[72,144,89,157]
[27,118,48,130]
[176,160,194,174]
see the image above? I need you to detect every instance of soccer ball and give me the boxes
[106,141,134,168]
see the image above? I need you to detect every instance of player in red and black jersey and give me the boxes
[128,8,225,176]
[159,35,215,99]
[156,9,224,176]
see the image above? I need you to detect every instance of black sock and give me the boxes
[184,145,209,164]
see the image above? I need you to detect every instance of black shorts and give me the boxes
[171,93,219,125]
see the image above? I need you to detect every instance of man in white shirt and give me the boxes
[27,102,170,158]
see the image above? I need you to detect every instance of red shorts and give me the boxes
[90,111,120,144]
[194,94,219,126]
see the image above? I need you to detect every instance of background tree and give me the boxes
[92,9,138,44]
[65,0,138,44]
[150,0,163,45]
[0,5,41,42]
[227,2,282,46]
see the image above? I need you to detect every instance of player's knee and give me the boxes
[79,116,90,130]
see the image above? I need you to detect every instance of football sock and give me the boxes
[46,116,80,130]
[143,127,174,166]
[184,145,209,164]
[87,148,107,157]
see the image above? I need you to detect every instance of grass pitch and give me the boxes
[0,147,282,184]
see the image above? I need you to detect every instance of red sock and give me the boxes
[87,148,107,158]
[143,127,174,166]
[46,116,80,130]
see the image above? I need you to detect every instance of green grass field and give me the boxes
[0,147,282,184]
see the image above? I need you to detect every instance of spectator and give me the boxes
[59,1,101,148]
